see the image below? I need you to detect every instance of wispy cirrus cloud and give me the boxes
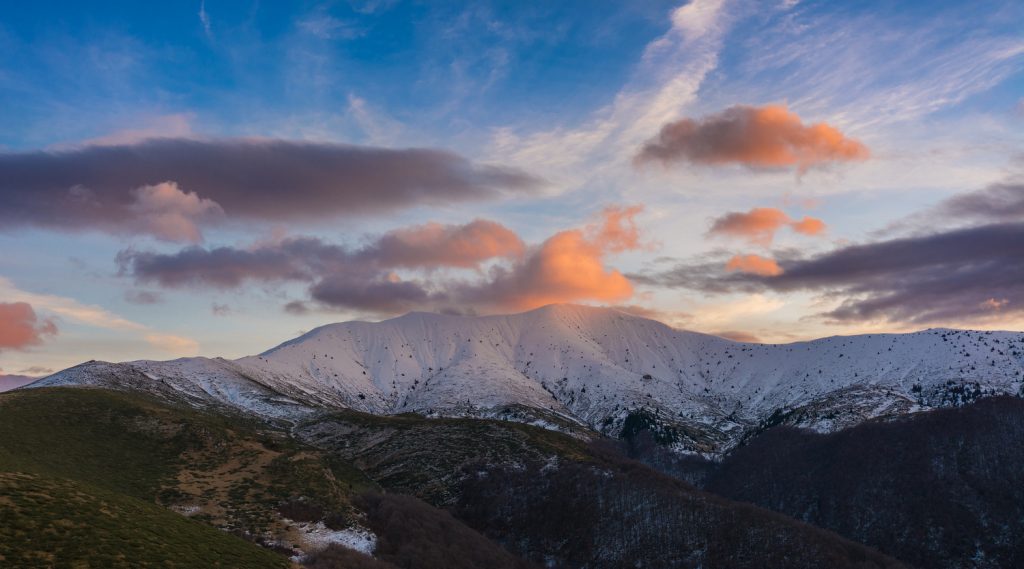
[198,0,213,40]
[487,0,734,189]
[723,2,1024,131]
[0,277,198,355]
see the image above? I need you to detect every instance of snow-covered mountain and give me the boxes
[32,304,1024,454]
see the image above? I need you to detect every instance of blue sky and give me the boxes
[1,0,1022,375]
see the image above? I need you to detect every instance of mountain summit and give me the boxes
[33,304,1024,454]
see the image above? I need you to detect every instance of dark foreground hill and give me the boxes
[626,397,1024,569]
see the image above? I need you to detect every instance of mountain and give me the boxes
[702,396,1024,569]
[32,304,1024,454]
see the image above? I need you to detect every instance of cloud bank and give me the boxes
[118,206,645,314]
[636,182,1024,326]
[0,138,542,241]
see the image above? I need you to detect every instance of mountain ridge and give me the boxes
[31,303,1024,454]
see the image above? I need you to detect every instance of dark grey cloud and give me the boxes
[636,181,1024,326]
[0,138,541,240]
[310,272,440,313]
[116,237,341,288]
[115,219,524,314]
[117,237,439,313]
[935,182,1024,223]
[123,290,163,305]
[116,207,644,315]
[637,223,1024,325]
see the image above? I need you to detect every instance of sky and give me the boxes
[1,0,1023,377]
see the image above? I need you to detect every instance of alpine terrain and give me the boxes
[33,304,1024,455]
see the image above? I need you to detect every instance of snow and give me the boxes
[29,304,1024,454]
[285,520,377,555]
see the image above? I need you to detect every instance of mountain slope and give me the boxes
[703,396,1024,569]
[1,387,908,569]
[33,304,1024,454]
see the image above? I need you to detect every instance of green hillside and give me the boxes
[0,472,289,569]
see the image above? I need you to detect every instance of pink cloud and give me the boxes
[0,302,58,350]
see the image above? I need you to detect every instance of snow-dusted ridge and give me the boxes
[30,304,1024,454]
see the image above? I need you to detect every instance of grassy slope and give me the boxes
[0,387,557,568]
[0,472,289,569]
[0,387,375,564]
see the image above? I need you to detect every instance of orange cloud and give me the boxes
[790,216,826,236]
[122,206,646,315]
[591,204,644,253]
[462,205,645,311]
[368,219,525,269]
[635,104,869,172]
[0,302,58,350]
[708,207,826,245]
[725,254,783,276]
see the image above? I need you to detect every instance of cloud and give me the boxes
[708,207,826,246]
[0,138,541,241]
[126,182,224,243]
[641,220,1024,327]
[634,104,869,172]
[0,278,138,331]
[124,290,162,305]
[790,216,826,236]
[592,204,645,253]
[118,206,645,315]
[18,366,53,376]
[0,277,198,355]
[933,181,1024,224]
[297,13,363,40]
[766,223,1024,325]
[360,219,525,269]
[68,114,195,148]
[211,303,231,316]
[484,0,732,190]
[310,272,438,313]
[0,302,57,350]
[284,301,310,315]
[117,218,525,290]
[0,373,39,393]
[449,205,644,311]
[198,0,212,39]
[725,254,783,276]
